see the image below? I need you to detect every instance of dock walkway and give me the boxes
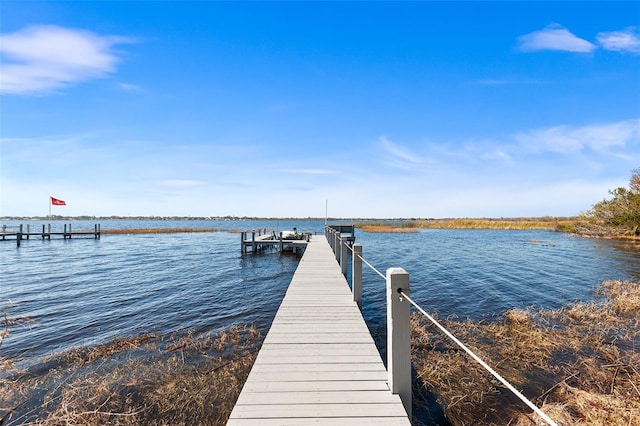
[228,235,411,425]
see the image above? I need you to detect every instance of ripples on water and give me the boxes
[1,220,639,369]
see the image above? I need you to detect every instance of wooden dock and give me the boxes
[1,224,101,247]
[228,234,411,425]
[240,229,309,254]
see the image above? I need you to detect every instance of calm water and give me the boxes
[2,219,639,368]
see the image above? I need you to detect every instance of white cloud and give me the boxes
[517,25,595,53]
[517,118,640,154]
[0,25,134,95]
[597,27,640,54]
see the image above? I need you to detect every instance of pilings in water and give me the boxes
[1,224,101,247]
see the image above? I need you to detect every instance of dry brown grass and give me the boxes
[411,280,640,425]
[1,325,261,425]
[358,224,420,233]
[101,228,224,235]
[416,218,578,231]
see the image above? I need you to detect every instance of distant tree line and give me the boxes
[581,168,640,236]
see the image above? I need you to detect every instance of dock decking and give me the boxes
[228,235,411,425]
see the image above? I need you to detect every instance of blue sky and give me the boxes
[1,1,639,218]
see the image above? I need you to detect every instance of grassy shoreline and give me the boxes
[412,279,640,425]
[356,217,580,233]
[101,227,227,235]
[1,325,260,425]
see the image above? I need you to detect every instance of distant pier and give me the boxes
[0,224,101,247]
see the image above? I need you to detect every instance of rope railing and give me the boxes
[324,224,557,426]
[334,233,386,280]
[356,253,386,280]
[399,290,558,426]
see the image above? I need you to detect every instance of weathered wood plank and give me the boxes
[235,390,402,405]
[229,403,409,418]
[238,380,391,393]
[228,417,411,425]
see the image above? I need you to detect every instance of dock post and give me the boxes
[17,225,22,247]
[386,267,412,418]
[334,232,340,261]
[48,224,51,240]
[252,231,256,252]
[353,244,362,309]
[26,224,30,240]
[340,238,348,277]
[241,232,245,253]
[69,223,72,239]
[330,228,335,252]
[42,224,45,239]
[279,232,283,252]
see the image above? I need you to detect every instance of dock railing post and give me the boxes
[352,243,362,309]
[386,267,412,419]
[340,237,348,277]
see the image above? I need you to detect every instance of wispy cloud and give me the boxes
[517,24,595,53]
[0,25,135,95]
[516,118,640,154]
[282,168,337,175]
[115,82,144,93]
[597,27,640,54]
[377,136,427,170]
[159,179,206,188]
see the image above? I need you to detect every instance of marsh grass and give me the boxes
[411,280,640,425]
[356,218,580,233]
[357,224,420,233]
[101,228,225,235]
[416,217,579,231]
[1,325,260,425]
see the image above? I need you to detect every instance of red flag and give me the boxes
[51,196,66,206]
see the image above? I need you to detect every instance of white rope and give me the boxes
[356,253,386,280]
[400,290,558,426]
